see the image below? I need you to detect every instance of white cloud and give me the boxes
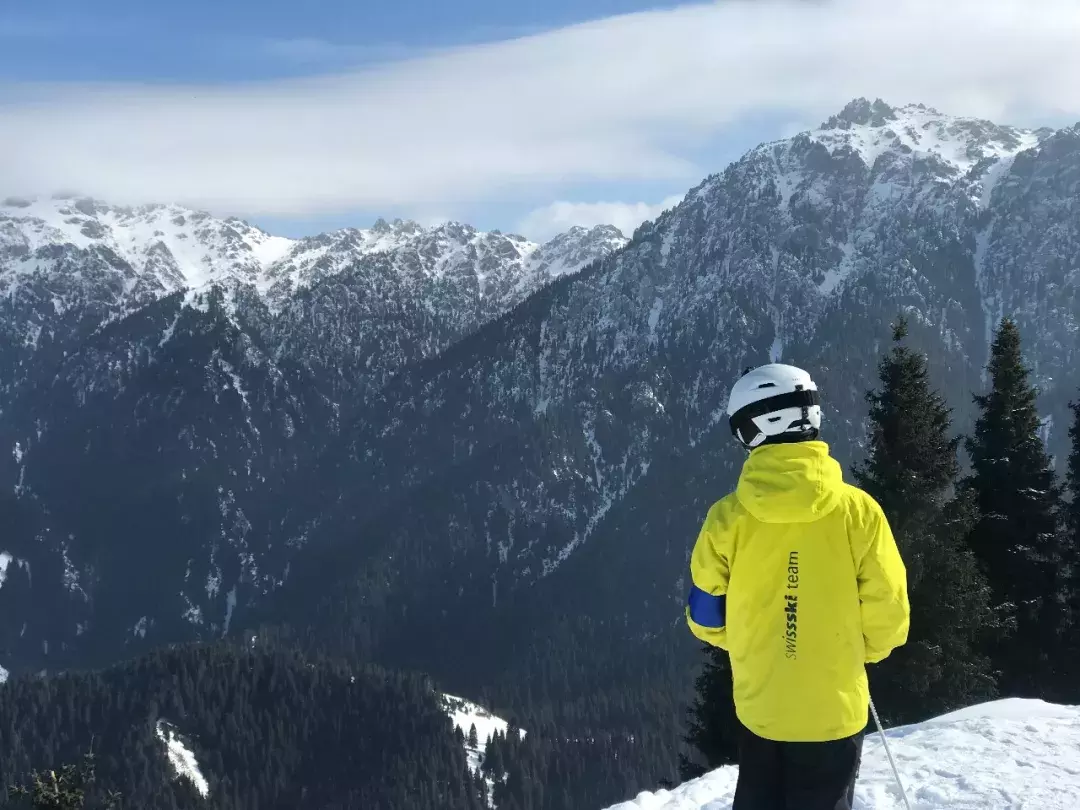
[519,195,685,241]
[2,0,1080,216]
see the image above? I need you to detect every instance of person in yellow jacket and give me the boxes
[687,363,909,810]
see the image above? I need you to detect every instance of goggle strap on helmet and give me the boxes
[728,388,820,443]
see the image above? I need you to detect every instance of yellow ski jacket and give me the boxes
[686,441,909,742]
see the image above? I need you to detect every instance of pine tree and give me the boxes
[5,751,121,810]
[680,644,738,779]
[962,318,1068,698]
[854,318,959,524]
[1061,398,1080,698]
[467,723,479,749]
[1068,399,1080,553]
[852,317,999,721]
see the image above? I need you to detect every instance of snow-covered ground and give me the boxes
[604,699,1080,810]
[155,719,210,798]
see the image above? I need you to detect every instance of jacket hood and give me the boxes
[735,441,845,524]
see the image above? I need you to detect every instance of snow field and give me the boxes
[603,699,1080,810]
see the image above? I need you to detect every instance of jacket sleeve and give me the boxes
[856,501,910,664]
[686,504,732,649]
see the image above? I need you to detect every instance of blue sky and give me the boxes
[0,0,688,82]
[2,0,1079,240]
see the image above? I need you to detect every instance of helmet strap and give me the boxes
[795,383,809,425]
[759,427,820,446]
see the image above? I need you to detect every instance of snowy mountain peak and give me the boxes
[822,97,903,129]
[698,98,1048,295]
[802,99,1039,176]
[522,223,627,284]
[0,195,293,295]
[802,99,1044,180]
[370,216,426,238]
[261,216,625,305]
[562,223,626,242]
[1,195,627,324]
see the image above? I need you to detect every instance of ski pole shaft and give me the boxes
[868,693,913,810]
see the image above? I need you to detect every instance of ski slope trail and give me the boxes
[605,699,1080,809]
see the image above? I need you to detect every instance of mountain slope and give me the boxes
[603,699,1080,809]
[0,202,624,678]
[0,287,342,675]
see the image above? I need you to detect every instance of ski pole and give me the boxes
[868,693,913,810]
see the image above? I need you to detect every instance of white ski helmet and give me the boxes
[727,363,822,448]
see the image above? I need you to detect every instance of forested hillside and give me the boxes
[0,645,487,809]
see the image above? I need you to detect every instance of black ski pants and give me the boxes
[732,721,863,810]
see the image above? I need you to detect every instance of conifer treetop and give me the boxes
[1068,399,1080,505]
[854,317,959,522]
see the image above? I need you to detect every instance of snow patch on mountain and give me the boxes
[443,692,525,803]
[978,146,1034,210]
[223,586,237,636]
[443,692,524,758]
[603,699,1080,810]
[0,551,28,593]
[440,695,520,751]
[156,719,209,798]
